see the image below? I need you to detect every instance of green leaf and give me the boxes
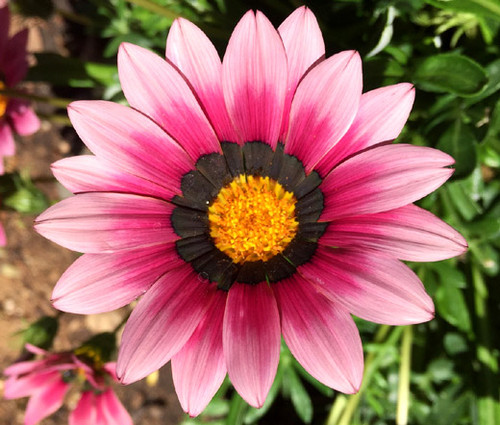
[283,367,313,424]
[26,53,117,88]
[21,316,58,349]
[444,333,469,355]
[414,54,488,96]
[437,120,477,178]
[432,264,472,332]
[467,59,500,104]
[3,173,49,214]
[425,0,500,22]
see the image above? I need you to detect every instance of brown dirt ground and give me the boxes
[0,8,184,425]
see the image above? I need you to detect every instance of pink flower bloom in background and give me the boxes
[3,344,132,425]
[35,6,467,416]
[0,4,40,174]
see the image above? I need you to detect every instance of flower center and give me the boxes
[0,81,8,118]
[208,174,298,264]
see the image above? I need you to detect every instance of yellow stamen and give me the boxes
[0,81,8,118]
[208,175,298,263]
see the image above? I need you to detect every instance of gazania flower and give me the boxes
[35,7,467,416]
[3,344,132,425]
[0,4,40,174]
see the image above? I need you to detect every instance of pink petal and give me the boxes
[103,362,119,382]
[52,244,183,314]
[223,282,281,408]
[315,83,415,175]
[172,290,227,416]
[299,247,434,325]
[2,29,29,86]
[284,51,362,172]
[7,99,40,136]
[117,266,215,384]
[166,18,238,142]
[4,370,60,399]
[35,192,177,253]
[0,120,15,157]
[24,377,70,425]
[68,100,193,199]
[25,344,49,356]
[0,222,5,245]
[278,6,325,138]
[52,155,175,199]
[118,43,221,160]
[222,11,287,147]
[70,392,97,425]
[97,389,133,425]
[321,204,467,261]
[273,275,363,393]
[320,144,455,220]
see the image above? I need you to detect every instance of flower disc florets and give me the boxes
[208,175,298,263]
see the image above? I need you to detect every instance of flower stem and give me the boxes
[471,262,500,425]
[123,0,180,20]
[396,326,413,425]
[0,88,72,108]
[326,325,404,425]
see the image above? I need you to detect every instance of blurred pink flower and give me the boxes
[0,4,40,174]
[35,7,467,416]
[4,344,132,425]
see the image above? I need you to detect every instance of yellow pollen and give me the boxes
[208,175,298,263]
[0,81,8,118]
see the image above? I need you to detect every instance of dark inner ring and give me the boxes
[171,141,327,290]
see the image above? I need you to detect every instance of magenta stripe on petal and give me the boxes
[315,83,415,175]
[278,6,325,138]
[70,392,97,425]
[172,290,227,416]
[274,275,363,393]
[222,11,288,148]
[52,156,174,199]
[284,50,362,172]
[118,43,221,159]
[52,244,183,314]
[320,144,455,220]
[35,192,177,254]
[321,204,467,261]
[24,377,70,425]
[117,266,216,384]
[223,282,281,408]
[300,247,434,325]
[68,100,193,198]
[98,389,133,425]
[166,18,238,142]
[4,370,60,399]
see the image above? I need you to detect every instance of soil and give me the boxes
[0,7,184,425]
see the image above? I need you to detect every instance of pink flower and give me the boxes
[35,7,467,416]
[0,4,40,174]
[4,344,132,425]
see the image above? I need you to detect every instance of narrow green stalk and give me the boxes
[112,313,131,334]
[226,392,247,425]
[123,0,180,20]
[396,326,413,425]
[37,113,71,126]
[0,88,72,108]
[472,263,500,425]
[326,325,404,425]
